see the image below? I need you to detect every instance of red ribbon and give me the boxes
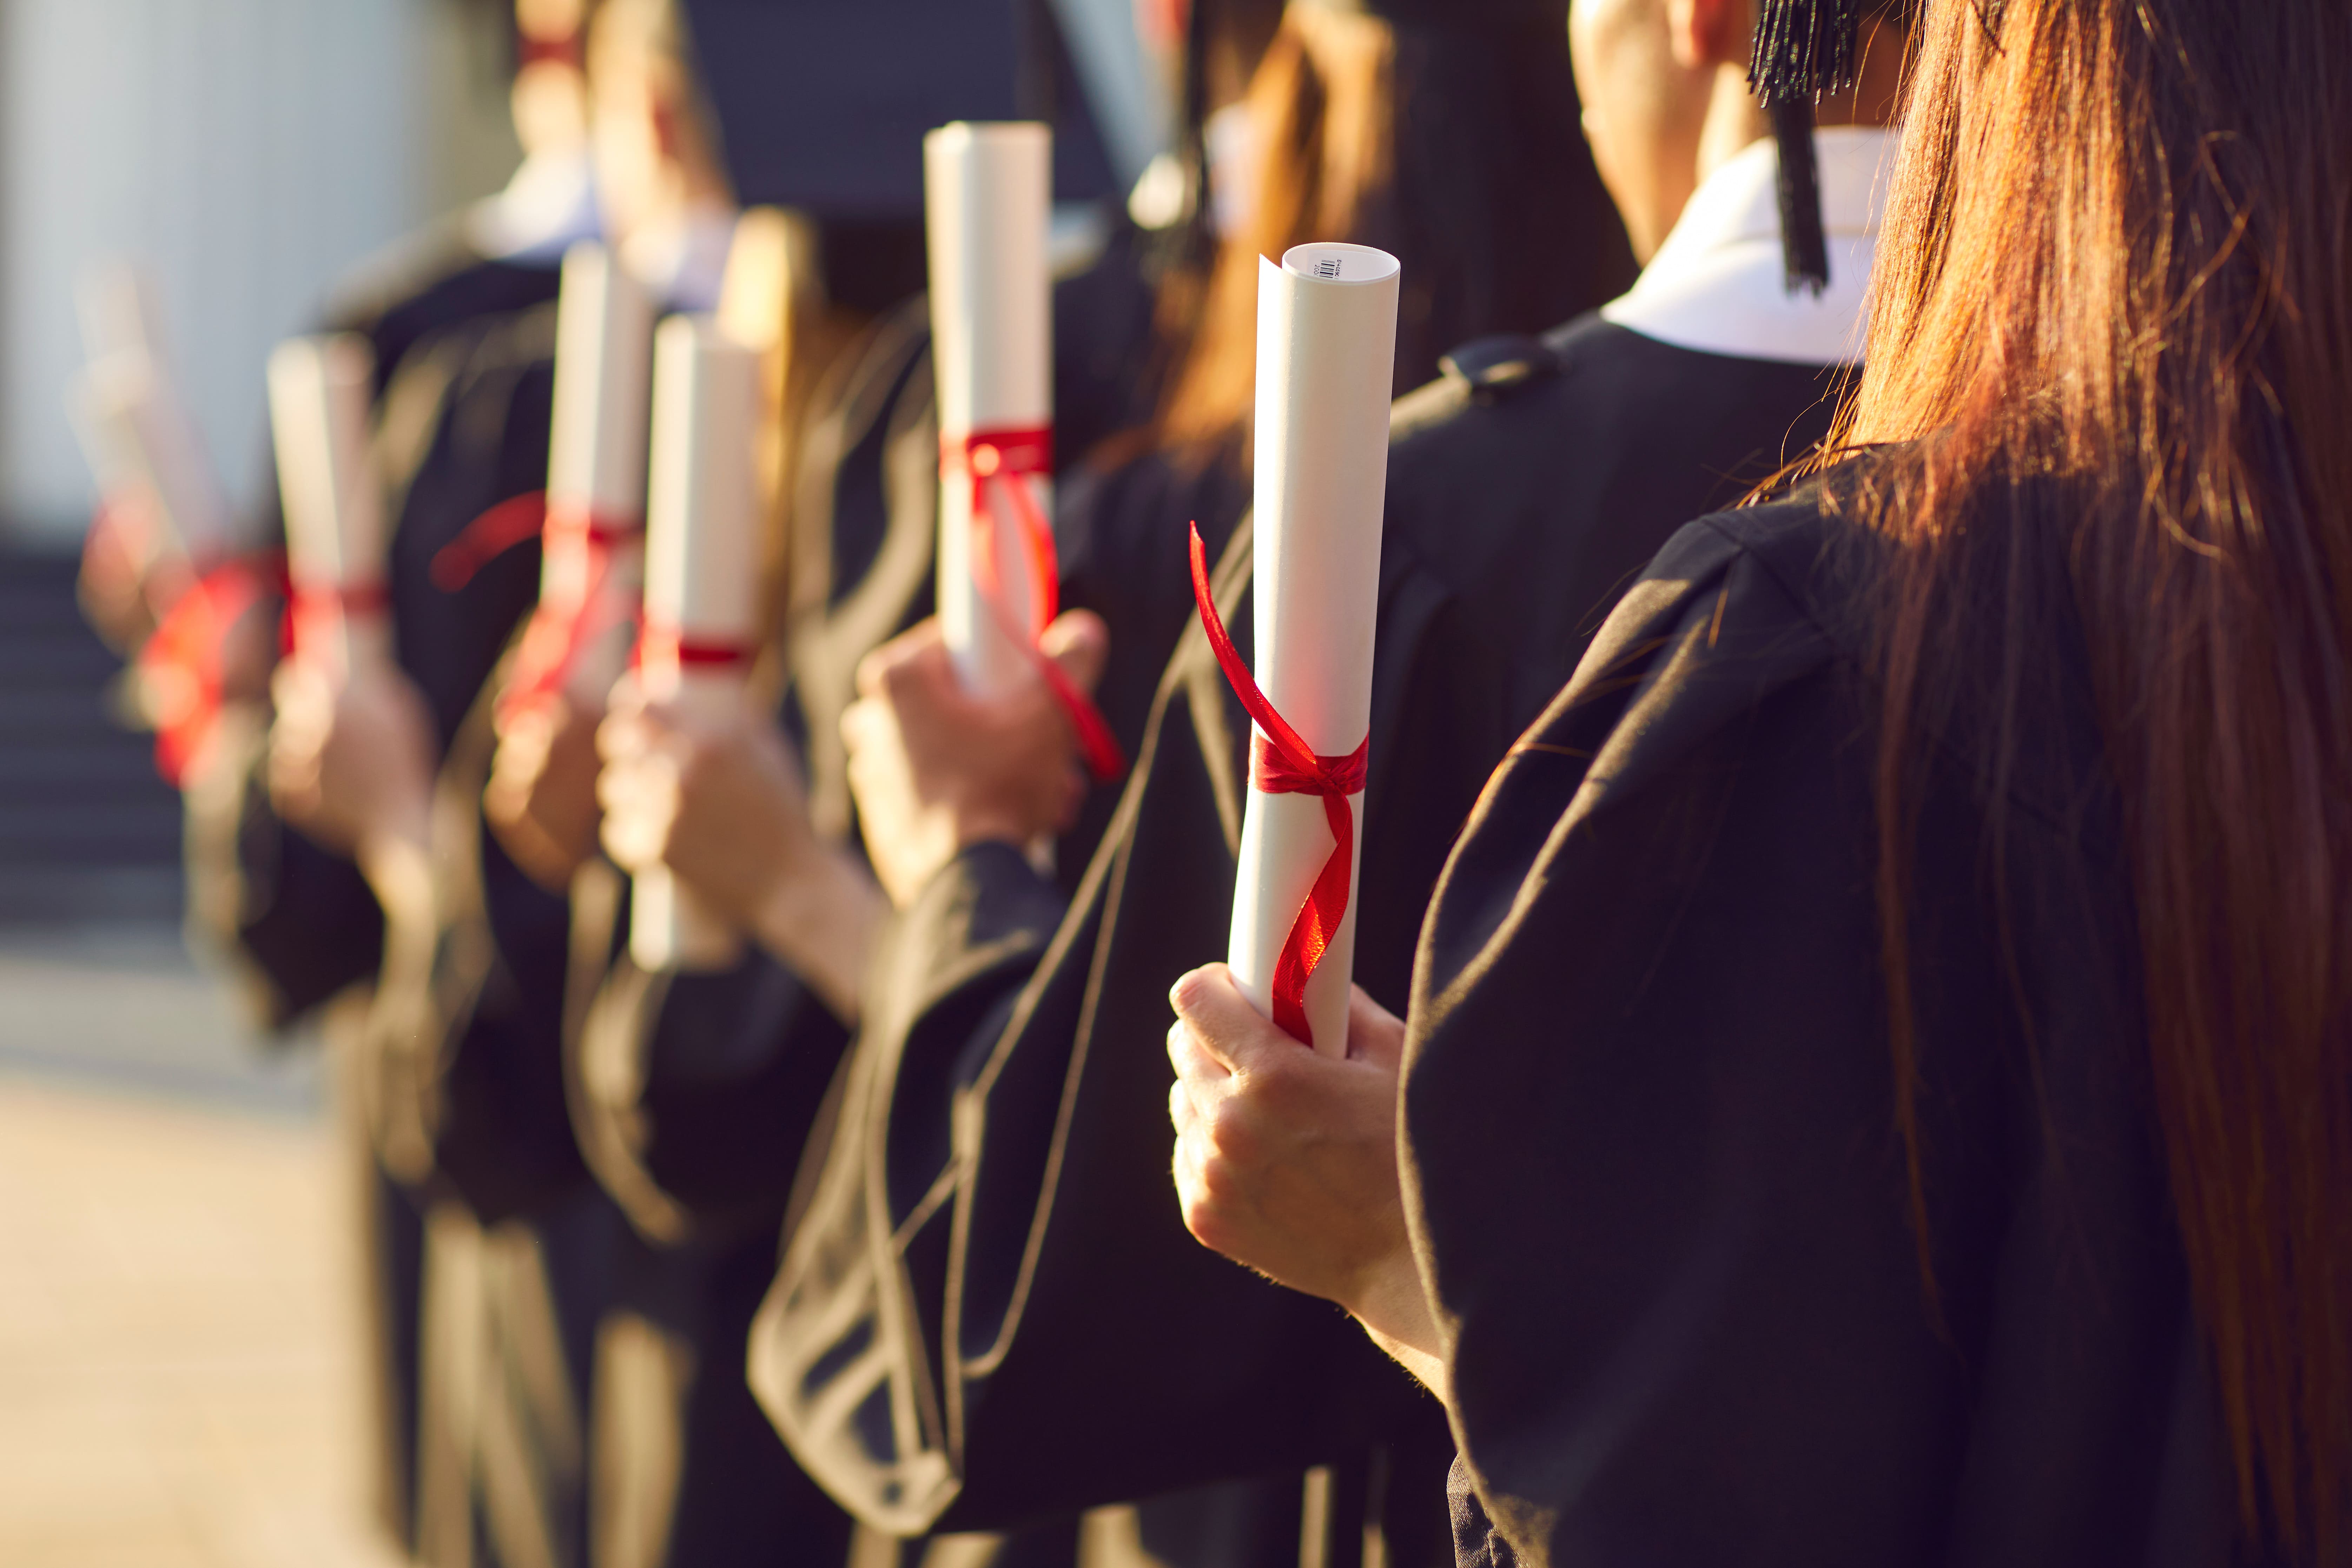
[286,576,390,663]
[516,31,583,70]
[136,558,273,786]
[942,427,1127,782]
[634,621,758,684]
[432,491,643,725]
[1187,523,1368,1049]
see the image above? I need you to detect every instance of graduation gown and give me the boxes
[199,224,569,1030]
[1413,492,2254,1567]
[554,302,942,1568]
[750,317,1846,1555]
[555,232,1175,1568]
[185,296,620,1568]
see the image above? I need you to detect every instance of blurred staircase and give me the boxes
[0,550,183,923]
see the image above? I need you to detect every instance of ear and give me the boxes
[648,92,681,163]
[1671,0,1750,69]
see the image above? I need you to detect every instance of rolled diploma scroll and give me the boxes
[924,121,1052,696]
[71,264,229,571]
[268,334,390,679]
[76,260,167,367]
[631,316,761,973]
[68,349,232,572]
[542,241,655,699]
[1227,244,1400,1057]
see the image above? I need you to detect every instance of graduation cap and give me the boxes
[1288,0,1564,33]
[676,0,1118,220]
[1748,0,1863,295]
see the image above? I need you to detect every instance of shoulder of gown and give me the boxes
[1408,491,2242,1568]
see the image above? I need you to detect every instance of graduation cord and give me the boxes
[943,428,1128,781]
[1187,522,1368,1051]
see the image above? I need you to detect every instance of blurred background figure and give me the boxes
[0,4,565,1566]
[1,4,1193,1566]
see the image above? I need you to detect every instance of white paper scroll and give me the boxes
[924,120,1053,696]
[631,315,762,973]
[68,350,231,572]
[1227,243,1400,1057]
[268,333,390,679]
[68,263,231,573]
[543,241,655,696]
[75,260,167,368]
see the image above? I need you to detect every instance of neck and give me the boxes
[1688,17,1905,207]
[1692,62,1770,191]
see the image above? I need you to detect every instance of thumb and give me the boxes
[1039,609,1109,697]
[1169,962,1297,1071]
[856,616,946,701]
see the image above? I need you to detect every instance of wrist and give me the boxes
[1346,1245,1442,1363]
[750,843,887,1023]
[952,806,1044,855]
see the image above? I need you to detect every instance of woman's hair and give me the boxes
[1833,0,2352,1553]
[1150,3,1633,458]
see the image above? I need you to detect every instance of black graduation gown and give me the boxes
[1413,492,2255,1567]
[554,302,943,1568]
[187,298,613,1568]
[206,224,567,1030]
[553,238,1171,1568]
[752,317,1847,1557]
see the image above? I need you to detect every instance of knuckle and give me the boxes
[1201,1097,1261,1168]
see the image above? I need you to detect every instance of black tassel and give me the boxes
[1181,0,1216,259]
[1749,0,1861,292]
[1771,97,1830,295]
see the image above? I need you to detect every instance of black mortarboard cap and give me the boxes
[1290,0,1564,34]
[1748,0,1862,295]
[678,0,1116,220]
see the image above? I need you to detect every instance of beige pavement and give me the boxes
[0,1068,404,1568]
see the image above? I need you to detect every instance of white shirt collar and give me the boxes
[1600,125,1896,366]
[620,204,739,315]
[468,148,603,266]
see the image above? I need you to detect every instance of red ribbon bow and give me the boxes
[136,556,276,786]
[942,427,1127,781]
[1187,522,1368,1049]
[430,491,643,724]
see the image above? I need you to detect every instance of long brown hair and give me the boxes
[1153,3,1632,457]
[1833,0,2352,1553]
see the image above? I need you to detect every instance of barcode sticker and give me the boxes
[1315,256,1343,279]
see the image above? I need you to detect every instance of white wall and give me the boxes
[0,0,456,544]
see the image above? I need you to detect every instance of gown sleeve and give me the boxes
[567,864,856,1241]
[1406,506,1959,1566]
[752,511,1474,1537]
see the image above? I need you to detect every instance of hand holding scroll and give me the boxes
[266,653,436,874]
[486,692,608,891]
[598,676,886,1020]
[1165,962,1446,1398]
[599,676,805,924]
[841,609,1109,909]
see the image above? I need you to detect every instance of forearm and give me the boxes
[749,842,889,1023]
